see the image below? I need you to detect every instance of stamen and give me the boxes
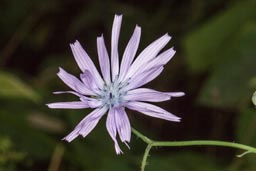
[99,76,127,108]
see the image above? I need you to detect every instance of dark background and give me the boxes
[0,0,256,170]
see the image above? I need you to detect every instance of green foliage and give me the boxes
[0,72,40,102]
[198,23,256,108]
[184,0,256,108]
[237,108,256,147]
[148,152,222,171]
[0,137,25,171]
[184,0,256,73]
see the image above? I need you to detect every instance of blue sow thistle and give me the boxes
[47,14,184,154]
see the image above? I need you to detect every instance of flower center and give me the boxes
[100,77,127,108]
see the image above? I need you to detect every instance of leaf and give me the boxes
[233,108,256,171]
[236,108,256,146]
[147,152,222,171]
[0,110,56,159]
[198,22,256,108]
[0,71,40,102]
[184,0,256,73]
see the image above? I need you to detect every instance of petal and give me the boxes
[80,97,103,108]
[62,107,107,142]
[80,70,99,92]
[53,91,82,97]
[87,100,102,108]
[132,47,175,79]
[106,108,123,154]
[57,67,95,96]
[124,66,164,91]
[97,35,111,84]
[111,15,122,80]
[165,92,185,97]
[74,92,103,108]
[124,88,171,102]
[151,47,176,66]
[47,101,88,109]
[115,107,131,143]
[124,34,171,80]
[124,88,185,102]
[70,41,104,89]
[125,101,180,122]
[119,25,141,82]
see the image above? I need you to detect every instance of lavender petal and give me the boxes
[80,70,99,92]
[124,88,185,102]
[125,101,181,122]
[106,108,123,154]
[97,35,111,84]
[124,34,171,80]
[53,91,82,97]
[111,15,122,80]
[132,47,176,79]
[79,96,103,108]
[165,92,185,97]
[124,66,164,91]
[70,41,104,88]
[119,25,141,82]
[124,88,171,102]
[62,107,107,142]
[115,107,131,143]
[47,101,89,109]
[57,67,94,96]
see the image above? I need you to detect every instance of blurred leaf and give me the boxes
[0,136,25,171]
[250,77,256,88]
[236,108,256,146]
[100,157,132,171]
[27,24,52,50]
[0,110,56,159]
[0,71,40,102]
[234,108,256,171]
[148,152,222,171]
[0,0,33,35]
[27,112,66,133]
[198,22,256,108]
[0,137,25,165]
[184,0,256,73]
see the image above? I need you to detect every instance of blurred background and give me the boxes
[0,0,256,170]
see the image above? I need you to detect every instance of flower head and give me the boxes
[47,14,184,154]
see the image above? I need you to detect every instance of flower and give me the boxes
[47,14,184,154]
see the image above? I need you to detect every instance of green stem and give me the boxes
[131,128,256,171]
[152,140,256,153]
[141,144,152,171]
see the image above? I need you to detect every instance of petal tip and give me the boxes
[180,92,185,96]
[62,137,71,142]
[174,92,185,97]
[115,14,123,18]
[135,24,141,30]
[164,33,172,40]
[46,103,55,109]
[57,67,64,73]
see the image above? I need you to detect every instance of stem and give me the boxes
[152,140,256,153]
[131,128,256,171]
[132,128,152,144]
[141,144,152,171]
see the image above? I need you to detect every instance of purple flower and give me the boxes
[47,14,184,154]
